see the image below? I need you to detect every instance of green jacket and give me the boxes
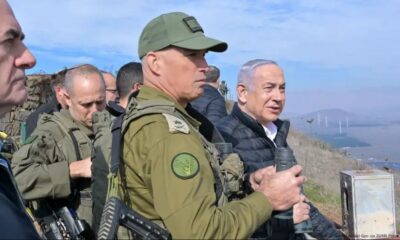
[12,110,93,212]
[119,86,273,239]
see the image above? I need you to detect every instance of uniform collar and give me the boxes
[60,109,94,137]
[137,86,201,128]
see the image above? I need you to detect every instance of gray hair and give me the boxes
[237,59,278,90]
[64,64,105,95]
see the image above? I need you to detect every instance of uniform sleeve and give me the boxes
[141,122,272,239]
[11,128,71,200]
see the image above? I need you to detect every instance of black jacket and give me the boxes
[0,149,40,239]
[217,103,289,173]
[217,103,342,240]
[190,84,227,125]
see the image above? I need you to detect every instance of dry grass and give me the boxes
[303,179,342,225]
[289,129,400,230]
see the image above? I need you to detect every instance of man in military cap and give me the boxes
[12,64,106,238]
[0,0,40,238]
[118,12,309,239]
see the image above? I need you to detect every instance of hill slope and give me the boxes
[288,129,400,229]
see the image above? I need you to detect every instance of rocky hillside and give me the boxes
[0,74,53,138]
[288,129,400,228]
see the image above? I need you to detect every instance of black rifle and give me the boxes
[97,196,171,240]
[97,107,171,240]
[37,206,88,239]
[274,147,313,234]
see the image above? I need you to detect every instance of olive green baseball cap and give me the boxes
[138,12,228,58]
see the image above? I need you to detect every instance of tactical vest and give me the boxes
[38,112,92,164]
[36,112,93,210]
[111,97,245,207]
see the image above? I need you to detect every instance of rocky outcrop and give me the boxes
[0,74,53,138]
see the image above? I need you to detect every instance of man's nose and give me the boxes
[199,57,208,72]
[272,88,283,101]
[15,44,36,69]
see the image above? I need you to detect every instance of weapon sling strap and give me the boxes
[107,100,176,203]
[107,101,227,204]
[107,112,131,204]
[68,130,82,161]
[107,105,174,202]
[50,112,89,161]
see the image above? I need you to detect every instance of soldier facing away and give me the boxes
[190,65,228,125]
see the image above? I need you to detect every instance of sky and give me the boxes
[8,0,400,117]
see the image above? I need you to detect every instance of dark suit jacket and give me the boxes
[191,84,227,125]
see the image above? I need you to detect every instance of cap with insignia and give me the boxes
[138,11,228,58]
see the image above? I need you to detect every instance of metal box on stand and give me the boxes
[340,169,397,239]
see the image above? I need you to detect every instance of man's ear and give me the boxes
[145,52,161,76]
[63,89,72,107]
[131,83,142,93]
[237,84,247,104]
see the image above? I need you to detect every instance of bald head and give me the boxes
[64,64,105,96]
[63,64,106,128]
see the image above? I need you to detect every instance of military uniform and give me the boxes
[118,86,272,239]
[11,109,94,228]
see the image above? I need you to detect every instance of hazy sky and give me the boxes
[9,0,400,116]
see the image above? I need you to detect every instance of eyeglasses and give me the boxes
[106,88,117,94]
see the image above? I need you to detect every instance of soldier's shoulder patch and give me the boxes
[171,153,199,179]
[38,113,53,124]
[162,113,189,134]
[24,135,38,145]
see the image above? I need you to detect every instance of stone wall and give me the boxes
[0,74,53,137]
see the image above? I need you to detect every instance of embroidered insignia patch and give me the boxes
[162,113,189,134]
[171,153,200,179]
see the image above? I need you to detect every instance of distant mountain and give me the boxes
[299,108,357,122]
[287,108,384,130]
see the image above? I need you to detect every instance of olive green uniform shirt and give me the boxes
[11,109,93,224]
[120,86,273,239]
